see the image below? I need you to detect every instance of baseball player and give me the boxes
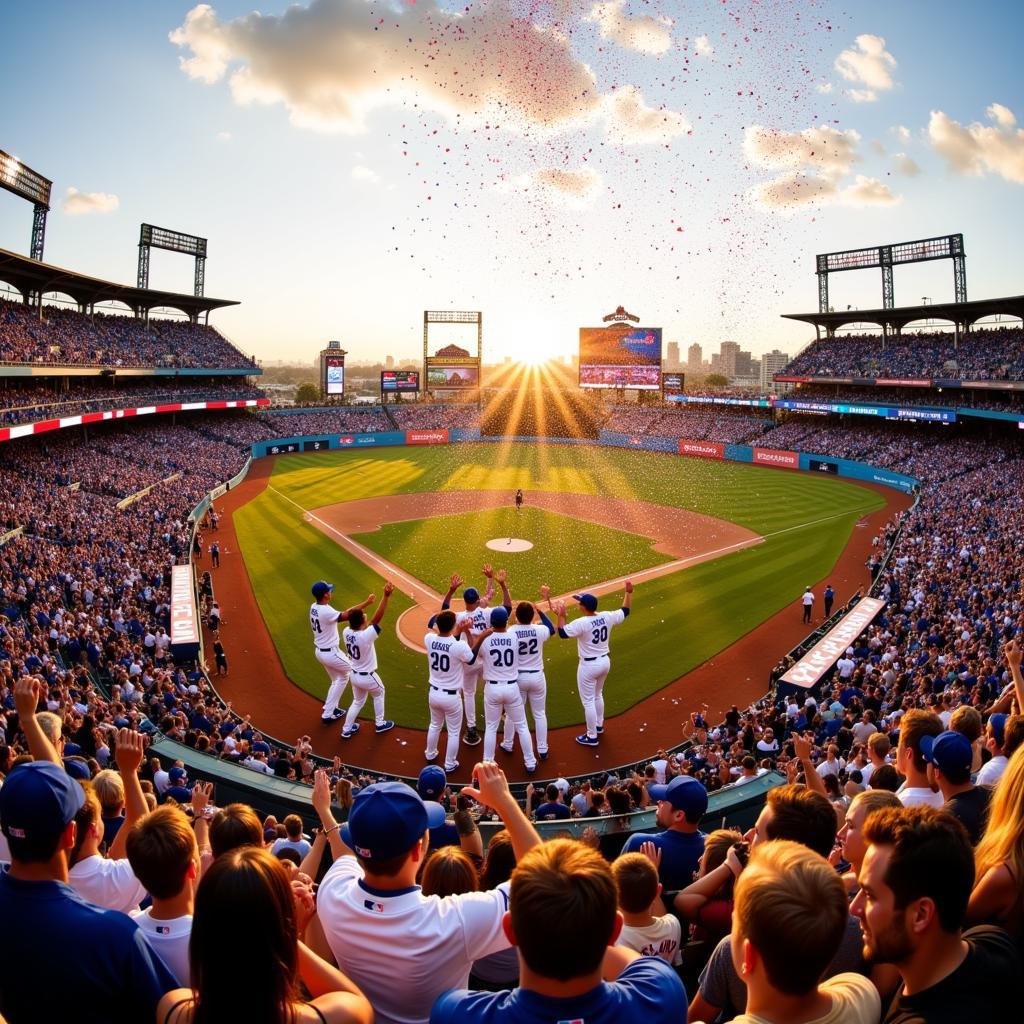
[515,488,523,512]
[309,581,374,723]
[440,565,510,746]
[339,581,396,738]
[423,610,478,772]
[556,581,634,746]
[500,585,556,760]
[478,606,537,773]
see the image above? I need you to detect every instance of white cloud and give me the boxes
[585,1,673,55]
[928,105,1024,184]
[894,153,921,177]
[842,174,901,205]
[694,35,713,57]
[816,81,833,94]
[605,86,690,144]
[870,139,887,156]
[170,0,604,134]
[745,123,861,177]
[834,34,897,96]
[351,165,379,184]
[848,88,877,104]
[751,171,899,210]
[62,187,119,216]
[893,125,911,142]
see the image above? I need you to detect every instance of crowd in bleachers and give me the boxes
[389,404,481,430]
[782,326,1024,382]
[606,406,773,444]
[258,408,393,436]
[481,388,601,438]
[783,384,1024,414]
[0,298,257,369]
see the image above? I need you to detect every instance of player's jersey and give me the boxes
[510,623,552,671]
[478,631,519,681]
[342,624,381,672]
[563,608,626,658]
[310,601,343,649]
[455,605,491,637]
[424,633,474,689]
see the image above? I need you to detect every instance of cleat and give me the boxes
[321,709,344,722]
[596,725,604,734]
[539,751,549,760]
[463,728,482,746]
[575,734,599,747]
[424,754,437,763]
[375,720,395,734]
[341,723,361,739]
[499,744,515,754]
[525,764,537,774]
[444,761,459,773]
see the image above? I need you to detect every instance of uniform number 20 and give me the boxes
[591,624,608,644]
[430,652,450,673]
[490,648,515,668]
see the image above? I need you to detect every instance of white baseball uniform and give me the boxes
[501,618,555,755]
[310,600,352,718]
[479,630,535,770]
[342,623,387,732]
[454,604,491,730]
[424,632,474,770]
[562,607,627,739]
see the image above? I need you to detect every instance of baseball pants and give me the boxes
[344,671,386,732]
[577,655,610,740]
[484,681,536,769]
[316,647,352,717]
[501,672,548,754]
[426,687,463,771]
[462,661,483,729]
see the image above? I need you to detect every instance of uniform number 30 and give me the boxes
[591,625,608,644]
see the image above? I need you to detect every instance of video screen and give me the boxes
[427,362,479,388]
[381,370,420,393]
[663,372,685,392]
[579,326,662,389]
[325,356,345,396]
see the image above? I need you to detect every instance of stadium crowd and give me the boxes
[782,326,1024,382]
[258,408,394,436]
[605,406,773,444]
[390,404,481,430]
[0,298,257,369]
[782,384,1024,414]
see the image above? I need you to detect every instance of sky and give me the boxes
[1,0,1022,366]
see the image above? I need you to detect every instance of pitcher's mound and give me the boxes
[486,538,533,552]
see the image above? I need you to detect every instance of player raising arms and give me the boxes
[555,581,634,747]
[423,611,481,773]
[339,581,396,739]
[439,565,510,747]
[500,584,556,761]
[310,581,375,724]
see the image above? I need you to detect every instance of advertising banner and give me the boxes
[325,355,345,396]
[381,370,420,393]
[807,458,839,474]
[678,439,725,459]
[406,429,450,445]
[579,324,662,390]
[170,564,200,659]
[753,447,799,468]
[780,598,886,689]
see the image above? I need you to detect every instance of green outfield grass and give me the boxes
[352,506,672,597]
[233,443,886,729]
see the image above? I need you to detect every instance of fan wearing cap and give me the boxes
[621,775,708,893]
[163,765,193,804]
[0,688,176,1023]
[438,566,509,747]
[922,730,993,846]
[309,581,375,724]
[554,581,634,747]
[312,761,541,1024]
[478,605,537,774]
[976,713,1010,787]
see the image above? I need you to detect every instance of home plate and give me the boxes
[486,538,533,552]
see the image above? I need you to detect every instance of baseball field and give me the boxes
[230,442,886,730]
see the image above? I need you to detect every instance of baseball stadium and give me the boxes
[2,5,1024,1018]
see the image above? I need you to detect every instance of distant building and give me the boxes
[687,343,702,371]
[719,341,740,377]
[734,350,753,377]
[385,355,395,369]
[666,341,680,369]
[760,349,791,392]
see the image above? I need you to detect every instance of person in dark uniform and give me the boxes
[823,584,835,618]
[515,489,523,512]
[213,638,228,676]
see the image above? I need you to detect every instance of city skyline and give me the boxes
[1,1,1022,367]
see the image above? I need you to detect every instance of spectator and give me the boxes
[621,775,708,892]
[729,840,880,1024]
[611,852,683,967]
[895,711,944,809]
[431,839,688,1024]
[976,714,1009,787]
[125,805,199,986]
[834,789,903,893]
[670,828,743,947]
[470,830,520,992]
[421,846,480,899]
[209,802,264,859]
[534,782,571,821]
[853,805,1021,1022]
[921,730,992,845]
[271,814,312,859]
[157,846,372,1024]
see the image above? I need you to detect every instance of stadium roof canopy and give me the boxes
[782,294,1024,333]
[0,247,239,319]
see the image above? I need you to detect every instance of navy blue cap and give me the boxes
[0,761,86,859]
[417,765,447,800]
[463,587,480,605]
[341,781,446,861]
[311,581,335,600]
[988,713,1007,747]
[573,593,598,612]
[490,606,509,627]
[648,775,708,817]
[921,730,973,777]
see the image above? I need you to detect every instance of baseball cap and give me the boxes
[573,593,598,612]
[988,713,1007,747]
[920,730,973,777]
[490,606,509,627]
[341,781,446,861]
[417,765,447,801]
[0,761,86,860]
[463,587,480,605]
[311,581,334,600]
[647,775,708,818]
[63,757,91,781]
[169,767,188,783]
